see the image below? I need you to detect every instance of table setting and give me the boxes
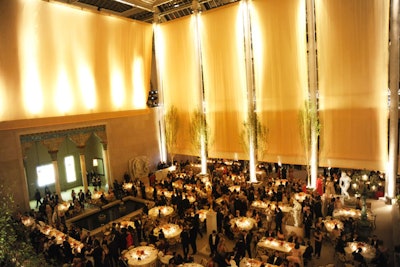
[123,245,158,267]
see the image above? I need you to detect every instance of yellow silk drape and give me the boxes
[201,3,248,160]
[158,16,202,156]
[0,0,152,121]
[252,0,309,164]
[316,0,389,171]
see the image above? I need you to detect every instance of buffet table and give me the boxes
[123,246,158,267]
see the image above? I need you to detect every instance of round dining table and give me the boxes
[123,246,158,267]
[230,216,257,231]
[148,206,174,218]
[178,263,204,267]
[154,223,182,239]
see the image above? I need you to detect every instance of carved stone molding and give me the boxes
[129,156,150,179]
[69,133,92,150]
[95,131,108,150]
[41,137,65,153]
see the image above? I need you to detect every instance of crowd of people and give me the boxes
[21,161,390,267]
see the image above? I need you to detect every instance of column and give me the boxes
[307,0,319,188]
[95,131,112,187]
[101,142,112,187]
[69,133,91,193]
[42,137,65,201]
[388,0,399,201]
[49,150,62,201]
[192,0,208,175]
[78,148,88,193]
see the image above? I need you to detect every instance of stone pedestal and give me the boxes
[206,210,217,234]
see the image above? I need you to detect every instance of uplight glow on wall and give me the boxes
[55,68,73,113]
[77,63,96,110]
[132,58,146,109]
[110,68,125,108]
[19,1,43,115]
[0,74,5,119]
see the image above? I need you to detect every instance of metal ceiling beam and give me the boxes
[114,0,153,12]
[153,0,174,8]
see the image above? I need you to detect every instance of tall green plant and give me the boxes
[189,108,209,155]
[240,112,268,162]
[298,99,320,183]
[164,105,180,165]
[0,185,46,266]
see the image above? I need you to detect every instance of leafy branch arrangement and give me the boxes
[164,105,180,165]
[189,108,209,155]
[240,112,268,161]
[298,99,320,182]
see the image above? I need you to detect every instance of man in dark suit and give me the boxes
[134,218,143,243]
[267,250,283,266]
[209,230,220,256]
[244,230,253,258]
[180,226,190,260]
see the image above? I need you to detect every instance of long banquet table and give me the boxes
[333,208,374,221]
[257,237,306,254]
[240,257,280,267]
[21,217,84,253]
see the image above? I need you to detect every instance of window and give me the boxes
[65,155,76,183]
[37,164,55,187]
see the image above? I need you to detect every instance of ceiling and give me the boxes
[56,0,239,23]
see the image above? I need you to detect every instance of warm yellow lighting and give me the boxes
[77,64,96,110]
[55,69,73,113]
[19,1,43,115]
[0,75,5,119]
[110,69,125,108]
[200,135,207,174]
[132,58,146,109]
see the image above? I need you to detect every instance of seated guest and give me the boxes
[302,240,314,266]
[267,250,283,266]
[286,243,302,265]
[265,229,276,238]
[335,234,346,255]
[352,248,367,266]
[276,229,285,240]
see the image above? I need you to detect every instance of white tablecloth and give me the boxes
[148,206,174,218]
[257,237,306,254]
[344,242,376,262]
[154,224,182,239]
[124,246,158,267]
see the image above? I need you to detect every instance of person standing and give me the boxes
[189,224,198,255]
[209,230,220,257]
[180,226,190,260]
[35,189,42,208]
[244,230,253,258]
[314,228,323,259]
[274,207,283,232]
